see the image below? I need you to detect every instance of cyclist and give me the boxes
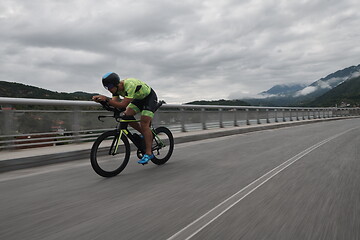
[92,72,158,164]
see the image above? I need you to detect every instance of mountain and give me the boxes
[0,81,97,100]
[294,64,360,99]
[307,76,360,107]
[247,64,360,106]
[260,83,306,97]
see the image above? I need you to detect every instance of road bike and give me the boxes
[90,101,174,177]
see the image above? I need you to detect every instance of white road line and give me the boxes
[167,127,358,240]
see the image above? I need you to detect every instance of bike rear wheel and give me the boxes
[151,127,174,165]
[90,130,130,177]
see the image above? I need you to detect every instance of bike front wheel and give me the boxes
[90,130,130,177]
[151,127,174,165]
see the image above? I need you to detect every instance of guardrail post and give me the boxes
[274,109,278,122]
[289,109,293,121]
[2,105,15,149]
[233,109,239,127]
[296,109,299,121]
[201,108,207,130]
[72,106,81,143]
[266,109,270,123]
[180,108,186,132]
[246,109,250,125]
[219,108,224,128]
[257,109,261,124]
[302,109,305,120]
[283,109,286,122]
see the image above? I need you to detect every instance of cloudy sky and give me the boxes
[1,0,360,103]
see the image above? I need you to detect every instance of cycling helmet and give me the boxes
[102,72,120,90]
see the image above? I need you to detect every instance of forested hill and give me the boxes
[186,99,250,106]
[0,81,96,100]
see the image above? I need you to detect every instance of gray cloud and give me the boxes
[1,0,360,103]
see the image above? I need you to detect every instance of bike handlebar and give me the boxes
[97,101,125,121]
[99,101,125,114]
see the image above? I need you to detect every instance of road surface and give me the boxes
[0,118,359,240]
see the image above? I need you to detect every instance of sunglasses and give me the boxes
[104,84,115,90]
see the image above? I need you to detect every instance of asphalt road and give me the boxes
[0,118,359,240]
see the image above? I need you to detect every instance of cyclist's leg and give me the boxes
[124,105,142,133]
[140,90,158,156]
[140,114,153,155]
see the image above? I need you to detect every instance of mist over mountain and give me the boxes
[245,64,360,106]
[260,83,307,97]
[307,76,360,107]
[294,64,360,98]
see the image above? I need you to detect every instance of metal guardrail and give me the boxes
[1,97,359,150]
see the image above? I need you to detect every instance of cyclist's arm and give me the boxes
[108,97,133,109]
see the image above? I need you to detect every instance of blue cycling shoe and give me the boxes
[138,154,154,165]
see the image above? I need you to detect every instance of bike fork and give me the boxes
[109,131,123,155]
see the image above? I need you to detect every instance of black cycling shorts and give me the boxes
[128,89,158,118]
